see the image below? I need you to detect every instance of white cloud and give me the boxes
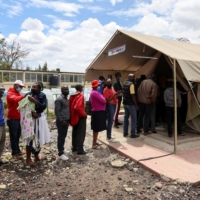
[29,0,82,16]
[52,19,73,30]
[3,1,23,17]
[78,0,93,2]
[110,0,123,6]
[87,6,105,13]
[21,18,45,31]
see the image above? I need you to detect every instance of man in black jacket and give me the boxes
[113,72,122,128]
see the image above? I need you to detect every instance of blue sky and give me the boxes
[1,0,200,72]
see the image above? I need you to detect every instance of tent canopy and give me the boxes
[85,30,200,82]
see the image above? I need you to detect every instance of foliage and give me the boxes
[0,37,29,69]
[42,61,48,71]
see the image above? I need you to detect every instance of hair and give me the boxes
[75,84,83,91]
[107,74,112,79]
[34,82,44,91]
[115,71,121,78]
[166,81,173,88]
[99,76,105,81]
[140,74,147,81]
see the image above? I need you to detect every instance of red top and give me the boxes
[6,88,24,119]
[69,93,87,126]
[103,87,117,104]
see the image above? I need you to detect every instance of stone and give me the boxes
[179,189,185,194]
[125,188,133,192]
[133,168,139,172]
[0,184,6,189]
[155,182,163,189]
[111,160,127,168]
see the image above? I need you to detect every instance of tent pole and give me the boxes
[173,58,177,154]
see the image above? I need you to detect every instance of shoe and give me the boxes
[130,134,140,138]
[137,129,142,134]
[59,154,69,161]
[152,130,157,134]
[117,122,123,125]
[143,132,151,136]
[12,154,22,159]
[114,125,119,128]
[64,150,70,154]
[106,138,116,143]
[178,133,185,136]
[77,151,87,155]
[123,134,128,137]
[0,159,7,164]
[18,151,26,156]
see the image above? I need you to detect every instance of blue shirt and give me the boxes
[0,99,5,126]
[97,80,104,94]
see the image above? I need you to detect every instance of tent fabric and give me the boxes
[85,29,200,132]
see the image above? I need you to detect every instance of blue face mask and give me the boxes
[97,86,100,90]
[119,77,122,81]
[3,91,6,97]
[16,87,22,93]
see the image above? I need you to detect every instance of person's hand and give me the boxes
[32,112,38,119]
[28,96,37,104]
[136,105,139,111]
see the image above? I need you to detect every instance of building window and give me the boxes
[61,75,64,82]
[78,75,84,83]
[17,73,23,81]
[10,72,17,82]
[43,74,47,82]
[65,75,70,82]
[74,75,78,82]
[25,73,31,82]
[70,75,73,82]
[3,72,9,82]
[31,73,36,82]
[37,74,42,82]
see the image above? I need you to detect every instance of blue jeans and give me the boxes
[7,119,21,155]
[137,103,152,132]
[123,105,137,136]
[106,104,116,139]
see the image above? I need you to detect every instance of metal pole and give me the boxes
[173,59,177,154]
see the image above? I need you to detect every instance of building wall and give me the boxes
[0,70,91,90]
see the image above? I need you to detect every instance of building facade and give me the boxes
[0,70,91,90]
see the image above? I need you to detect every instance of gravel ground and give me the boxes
[1,121,200,200]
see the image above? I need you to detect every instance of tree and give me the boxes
[0,37,29,69]
[56,68,60,72]
[38,64,42,71]
[42,61,48,71]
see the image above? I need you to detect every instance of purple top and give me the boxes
[90,90,106,111]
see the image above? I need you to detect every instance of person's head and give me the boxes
[31,82,44,95]
[13,80,25,93]
[106,78,112,89]
[115,72,121,80]
[128,74,135,83]
[99,76,105,82]
[61,85,69,97]
[91,80,100,90]
[107,74,112,80]
[75,84,83,93]
[0,86,5,99]
[149,74,157,82]
[166,81,173,88]
[140,74,147,81]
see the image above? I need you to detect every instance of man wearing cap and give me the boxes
[7,80,35,158]
[0,87,6,164]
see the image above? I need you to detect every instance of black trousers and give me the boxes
[56,120,69,156]
[72,118,86,153]
[166,106,182,136]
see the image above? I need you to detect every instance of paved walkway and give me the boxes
[87,116,200,185]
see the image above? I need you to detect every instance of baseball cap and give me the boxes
[14,80,25,87]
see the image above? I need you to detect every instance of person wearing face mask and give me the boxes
[7,80,27,159]
[97,76,105,94]
[113,72,123,128]
[103,79,119,142]
[69,84,87,155]
[122,74,140,138]
[55,86,70,160]
[23,82,50,166]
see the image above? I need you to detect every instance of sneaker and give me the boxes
[114,125,119,128]
[178,133,185,136]
[130,134,140,138]
[117,122,123,125]
[106,138,117,143]
[64,150,70,154]
[151,130,157,134]
[123,134,128,137]
[59,154,69,161]
[143,132,151,136]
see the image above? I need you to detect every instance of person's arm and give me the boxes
[96,91,106,105]
[150,84,158,103]
[130,84,139,110]
[54,99,63,122]
[164,90,171,105]
[177,89,182,107]
[7,91,24,103]
[74,95,87,117]
[103,88,117,103]
[36,94,47,111]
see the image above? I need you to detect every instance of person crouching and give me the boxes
[69,84,87,155]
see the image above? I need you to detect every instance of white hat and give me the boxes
[14,80,25,87]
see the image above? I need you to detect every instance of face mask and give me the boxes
[31,89,37,95]
[97,86,100,90]
[3,91,6,97]
[118,77,122,81]
[16,87,22,93]
[63,91,69,96]
[107,84,112,89]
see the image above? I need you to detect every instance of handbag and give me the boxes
[85,99,92,116]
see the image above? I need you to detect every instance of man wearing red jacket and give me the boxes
[69,84,87,155]
[7,80,25,158]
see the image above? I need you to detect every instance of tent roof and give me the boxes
[85,30,200,82]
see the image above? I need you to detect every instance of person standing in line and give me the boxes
[103,79,119,142]
[164,81,185,138]
[7,80,26,158]
[97,76,105,94]
[0,87,7,164]
[107,74,112,80]
[113,72,123,128]
[69,84,87,154]
[90,80,106,149]
[137,74,158,136]
[55,86,70,160]
[23,82,50,166]
[122,74,140,138]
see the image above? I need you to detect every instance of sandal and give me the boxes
[92,145,102,150]
[26,160,36,167]
[96,143,102,146]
